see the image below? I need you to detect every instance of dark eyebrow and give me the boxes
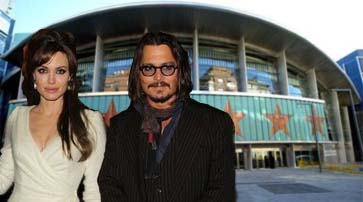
[39,65,68,69]
[55,66,68,69]
[142,62,176,66]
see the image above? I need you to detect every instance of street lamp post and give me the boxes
[298,102,323,173]
[310,104,323,173]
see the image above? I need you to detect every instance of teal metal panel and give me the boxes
[299,101,308,141]
[200,94,207,104]
[286,98,295,141]
[220,95,228,112]
[264,97,273,141]
[225,95,238,140]
[304,102,311,141]
[302,101,313,141]
[302,102,312,141]
[113,95,121,112]
[277,98,287,141]
[259,97,269,141]
[230,95,239,140]
[99,96,107,113]
[80,96,91,107]
[214,95,223,111]
[207,95,214,109]
[278,99,286,141]
[190,94,197,101]
[264,97,275,140]
[276,99,287,140]
[233,95,243,141]
[292,100,302,141]
[298,101,308,140]
[247,97,257,141]
[234,96,244,141]
[6,93,329,143]
[317,103,328,141]
[253,96,263,141]
[240,96,249,141]
[120,95,130,111]
[104,95,112,113]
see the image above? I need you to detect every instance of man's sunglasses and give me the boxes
[139,64,178,76]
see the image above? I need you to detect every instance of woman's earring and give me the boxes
[33,82,37,90]
[67,80,73,91]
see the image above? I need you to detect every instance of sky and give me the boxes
[10,0,363,61]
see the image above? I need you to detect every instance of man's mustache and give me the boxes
[148,82,170,88]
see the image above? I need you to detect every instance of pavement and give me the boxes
[236,167,363,202]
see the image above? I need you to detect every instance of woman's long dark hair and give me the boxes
[128,32,193,102]
[21,29,92,161]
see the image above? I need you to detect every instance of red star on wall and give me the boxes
[306,107,325,136]
[264,104,291,136]
[103,99,118,127]
[224,100,245,136]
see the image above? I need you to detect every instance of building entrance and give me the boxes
[252,148,287,169]
[235,149,244,169]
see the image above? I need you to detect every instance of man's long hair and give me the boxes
[128,32,193,102]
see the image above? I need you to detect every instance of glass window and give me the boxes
[199,41,238,92]
[247,56,278,94]
[176,39,193,84]
[0,61,4,79]
[0,33,7,54]
[77,48,95,92]
[181,43,193,77]
[359,58,363,74]
[77,38,191,93]
[103,44,136,92]
[287,66,307,97]
[177,38,193,64]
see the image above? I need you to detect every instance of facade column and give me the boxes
[277,50,289,95]
[92,35,104,92]
[243,144,253,170]
[286,144,296,168]
[192,28,199,90]
[328,90,347,163]
[306,68,319,99]
[238,36,248,92]
[341,106,355,162]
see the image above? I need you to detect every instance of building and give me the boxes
[0,0,13,14]
[0,9,15,80]
[0,0,15,140]
[9,32,29,49]
[200,66,238,91]
[104,68,130,91]
[337,49,363,159]
[2,2,362,169]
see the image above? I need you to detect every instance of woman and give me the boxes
[0,29,106,201]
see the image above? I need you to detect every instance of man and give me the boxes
[98,32,236,202]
